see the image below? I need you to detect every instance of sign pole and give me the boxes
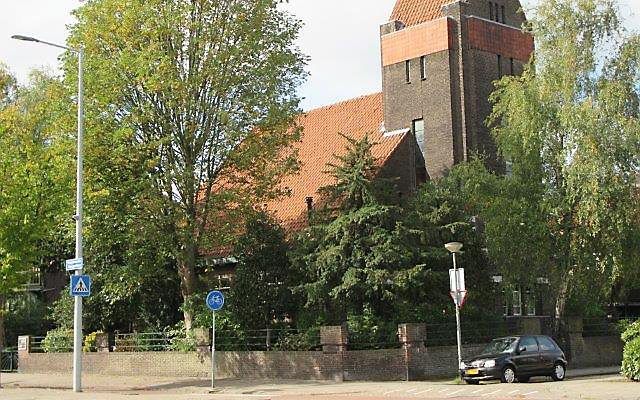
[72,48,85,394]
[211,310,215,390]
[205,289,224,392]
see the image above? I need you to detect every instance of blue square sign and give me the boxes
[70,275,91,297]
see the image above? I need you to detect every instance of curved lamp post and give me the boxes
[12,34,85,393]
[445,242,463,374]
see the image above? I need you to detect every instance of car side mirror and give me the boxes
[518,346,526,354]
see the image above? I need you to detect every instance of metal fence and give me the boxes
[582,318,627,337]
[112,328,322,352]
[29,336,48,353]
[1,349,18,372]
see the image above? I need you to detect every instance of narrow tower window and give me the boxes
[497,54,502,77]
[501,5,506,23]
[510,57,515,75]
[495,3,499,22]
[489,2,494,21]
[405,60,411,83]
[420,56,427,80]
[412,119,425,154]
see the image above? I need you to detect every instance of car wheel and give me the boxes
[464,379,480,385]
[518,376,530,383]
[501,366,516,383]
[552,363,566,381]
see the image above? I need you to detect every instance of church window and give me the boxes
[413,119,425,154]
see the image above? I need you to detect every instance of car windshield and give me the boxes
[482,337,518,354]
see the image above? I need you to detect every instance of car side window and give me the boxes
[537,336,557,351]
[519,337,539,353]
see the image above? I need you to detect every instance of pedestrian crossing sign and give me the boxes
[70,275,92,297]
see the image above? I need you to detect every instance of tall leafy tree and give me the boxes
[0,67,73,345]
[487,0,640,324]
[229,212,294,331]
[65,0,307,330]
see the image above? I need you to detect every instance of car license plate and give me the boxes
[466,369,479,375]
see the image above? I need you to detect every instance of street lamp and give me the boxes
[12,34,85,393]
[445,242,463,375]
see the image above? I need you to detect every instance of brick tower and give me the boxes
[381,0,533,178]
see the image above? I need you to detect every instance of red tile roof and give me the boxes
[263,93,407,231]
[390,0,450,26]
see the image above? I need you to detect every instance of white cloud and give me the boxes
[1,0,638,110]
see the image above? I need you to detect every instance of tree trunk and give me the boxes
[0,295,5,349]
[178,240,198,332]
[553,273,570,336]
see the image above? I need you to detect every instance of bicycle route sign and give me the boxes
[206,290,225,311]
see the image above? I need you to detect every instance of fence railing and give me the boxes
[112,328,322,352]
[582,318,627,337]
[25,317,634,354]
[29,336,48,353]
[1,349,18,372]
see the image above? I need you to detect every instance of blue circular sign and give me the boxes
[206,290,225,311]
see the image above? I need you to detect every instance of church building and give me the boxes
[262,0,534,233]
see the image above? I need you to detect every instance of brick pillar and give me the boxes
[95,332,110,352]
[193,327,210,358]
[320,325,348,353]
[398,323,428,381]
[17,335,31,370]
[565,317,584,363]
[320,326,347,382]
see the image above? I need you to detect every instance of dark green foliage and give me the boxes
[229,212,295,331]
[622,320,640,381]
[292,135,498,331]
[4,293,49,347]
[292,134,412,325]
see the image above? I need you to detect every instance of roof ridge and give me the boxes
[303,92,382,114]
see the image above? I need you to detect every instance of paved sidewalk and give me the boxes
[0,367,629,400]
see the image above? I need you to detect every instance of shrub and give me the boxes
[42,328,73,353]
[622,320,640,381]
[273,329,320,351]
[83,331,104,352]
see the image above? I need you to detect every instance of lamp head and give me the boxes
[11,35,39,42]
[445,242,463,253]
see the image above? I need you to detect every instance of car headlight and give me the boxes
[460,362,466,369]
[484,359,496,368]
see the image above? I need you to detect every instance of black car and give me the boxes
[460,335,568,384]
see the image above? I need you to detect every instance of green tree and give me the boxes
[292,134,413,325]
[229,212,294,331]
[487,0,640,324]
[398,160,498,324]
[0,67,73,345]
[64,0,307,330]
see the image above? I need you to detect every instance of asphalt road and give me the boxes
[0,373,637,400]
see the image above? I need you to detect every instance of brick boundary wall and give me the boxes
[18,320,623,381]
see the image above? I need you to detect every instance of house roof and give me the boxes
[390,0,450,26]
[263,92,408,232]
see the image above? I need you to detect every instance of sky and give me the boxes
[1,0,639,110]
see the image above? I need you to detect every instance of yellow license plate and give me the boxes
[466,369,479,375]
